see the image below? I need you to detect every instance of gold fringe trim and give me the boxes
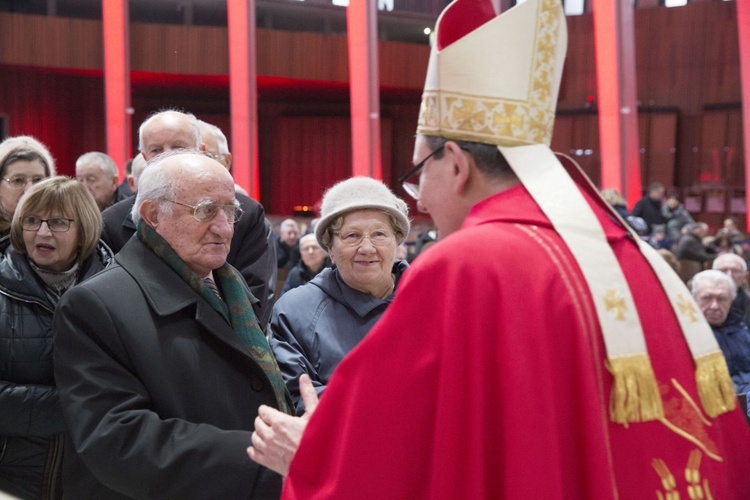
[694,351,736,418]
[607,354,664,424]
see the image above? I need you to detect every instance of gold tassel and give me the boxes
[695,351,736,417]
[607,353,665,424]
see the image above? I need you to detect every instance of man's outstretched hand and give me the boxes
[247,373,319,476]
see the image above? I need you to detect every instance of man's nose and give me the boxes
[416,200,429,214]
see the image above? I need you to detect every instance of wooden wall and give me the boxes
[0,2,745,225]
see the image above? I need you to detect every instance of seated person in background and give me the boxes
[692,270,750,393]
[717,217,746,243]
[712,232,743,256]
[276,218,301,270]
[675,222,716,266]
[282,233,329,295]
[648,224,672,250]
[269,177,410,414]
[713,253,750,328]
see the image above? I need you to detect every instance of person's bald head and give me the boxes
[138,110,201,161]
[712,253,748,288]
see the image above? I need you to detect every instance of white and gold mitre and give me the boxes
[417,0,566,147]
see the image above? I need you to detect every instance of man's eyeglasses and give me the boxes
[334,229,395,247]
[166,199,244,224]
[21,216,75,233]
[397,145,445,201]
[3,176,45,190]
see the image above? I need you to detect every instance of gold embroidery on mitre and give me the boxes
[677,293,699,323]
[603,288,627,321]
[417,0,562,146]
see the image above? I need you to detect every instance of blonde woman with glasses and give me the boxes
[0,177,112,499]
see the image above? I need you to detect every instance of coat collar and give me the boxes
[115,236,253,357]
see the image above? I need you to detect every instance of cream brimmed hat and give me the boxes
[417,0,734,423]
[315,177,410,251]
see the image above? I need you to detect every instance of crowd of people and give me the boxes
[2,0,750,498]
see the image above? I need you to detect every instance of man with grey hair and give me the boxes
[75,151,127,211]
[102,109,277,326]
[712,253,750,327]
[54,150,291,498]
[692,269,750,393]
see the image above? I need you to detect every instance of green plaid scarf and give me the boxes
[137,221,293,415]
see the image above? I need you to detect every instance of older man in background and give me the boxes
[54,150,291,498]
[713,253,750,327]
[101,110,277,326]
[692,270,750,394]
[76,151,128,211]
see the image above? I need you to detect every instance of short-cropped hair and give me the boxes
[10,176,102,264]
[423,135,511,178]
[691,269,737,301]
[76,151,119,179]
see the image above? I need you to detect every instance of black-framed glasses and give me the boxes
[166,199,244,224]
[21,216,75,233]
[397,145,445,201]
[3,176,45,190]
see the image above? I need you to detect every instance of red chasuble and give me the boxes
[283,176,750,498]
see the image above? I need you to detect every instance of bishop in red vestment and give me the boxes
[249,0,750,497]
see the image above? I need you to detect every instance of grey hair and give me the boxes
[691,269,737,301]
[197,119,230,156]
[76,151,119,178]
[138,109,201,152]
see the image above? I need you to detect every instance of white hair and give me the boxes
[76,151,118,178]
[691,269,737,301]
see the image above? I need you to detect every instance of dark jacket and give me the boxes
[100,192,277,327]
[631,196,665,234]
[730,288,750,343]
[281,259,330,295]
[270,260,408,414]
[0,237,113,500]
[52,236,283,499]
[712,310,750,393]
[661,202,694,241]
[674,233,716,264]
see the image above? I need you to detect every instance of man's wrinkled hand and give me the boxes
[247,374,319,476]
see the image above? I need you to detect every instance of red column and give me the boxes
[592,0,642,207]
[738,0,750,232]
[102,0,131,178]
[347,1,382,179]
[227,0,260,200]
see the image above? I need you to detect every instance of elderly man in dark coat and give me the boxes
[53,150,292,499]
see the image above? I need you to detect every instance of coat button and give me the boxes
[251,379,265,392]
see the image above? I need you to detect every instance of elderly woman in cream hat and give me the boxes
[269,176,410,414]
